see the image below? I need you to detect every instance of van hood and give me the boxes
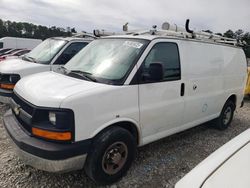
[0,58,48,77]
[14,71,108,108]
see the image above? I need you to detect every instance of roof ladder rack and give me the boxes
[93,30,124,37]
[185,19,239,46]
[121,20,242,46]
[72,32,98,39]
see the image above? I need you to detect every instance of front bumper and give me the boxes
[0,88,13,103]
[3,110,92,173]
[12,141,87,173]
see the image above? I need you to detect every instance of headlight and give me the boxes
[32,109,74,142]
[0,74,20,90]
[48,111,73,129]
[49,112,56,125]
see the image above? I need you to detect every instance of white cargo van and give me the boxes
[0,35,93,103]
[3,21,247,185]
[0,37,42,50]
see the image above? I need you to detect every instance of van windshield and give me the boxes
[64,38,149,85]
[23,38,67,64]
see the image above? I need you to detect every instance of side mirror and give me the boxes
[148,63,164,81]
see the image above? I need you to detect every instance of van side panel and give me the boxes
[222,47,247,107]
[183,42,224,125]
[183,42,246,127]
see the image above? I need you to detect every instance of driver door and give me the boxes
[137,41,185,142]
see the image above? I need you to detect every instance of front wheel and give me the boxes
[84,127,136,185]
[214,100,235,130]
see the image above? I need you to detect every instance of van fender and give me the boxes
[90,117,142,145]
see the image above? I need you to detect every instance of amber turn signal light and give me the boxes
[32,127,72,141]
[0,83,15,90]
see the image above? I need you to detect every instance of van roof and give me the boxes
[49,36,94,42]
[0,37,42,41]
[104,33,242,49]
[105,34,157,40]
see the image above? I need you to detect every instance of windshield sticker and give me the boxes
[123,41,143,49]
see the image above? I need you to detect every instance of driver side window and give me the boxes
[139,42,181,83]
[54,42,88,65]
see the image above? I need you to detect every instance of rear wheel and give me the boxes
[84,127,136,185]
[214,100,235,130]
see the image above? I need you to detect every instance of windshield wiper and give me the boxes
[68,70,97,82]
[22,55,37,63]
[55,66,69,74]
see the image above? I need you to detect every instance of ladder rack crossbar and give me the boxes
[127,29,240,46]
[72,32,98,39]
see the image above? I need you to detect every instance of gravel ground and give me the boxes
[0,98,249,188]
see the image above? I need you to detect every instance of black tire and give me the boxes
[214,100,235,130]
[84,127,136,185]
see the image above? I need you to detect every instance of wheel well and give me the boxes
[227,94,237,109]
[228,95,236,104]
[96,121,140,145]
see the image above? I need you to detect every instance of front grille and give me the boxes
[12,93,35,133]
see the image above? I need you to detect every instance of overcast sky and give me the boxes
[0,0,249,34]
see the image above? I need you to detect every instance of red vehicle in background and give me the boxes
[0,48,13,55]
[0,49,30,61]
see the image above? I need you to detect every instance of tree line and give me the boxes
[0,19,77,40]
[226,30,250,58]
[208,29,250,58]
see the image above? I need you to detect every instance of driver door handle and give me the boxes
[181,83,185,96]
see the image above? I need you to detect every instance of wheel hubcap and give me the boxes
[102,142,128,175]
[223,107,232,125]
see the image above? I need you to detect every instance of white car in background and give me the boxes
[0,37,42,49]
[0,36,92,103]
[175,129,250,188]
